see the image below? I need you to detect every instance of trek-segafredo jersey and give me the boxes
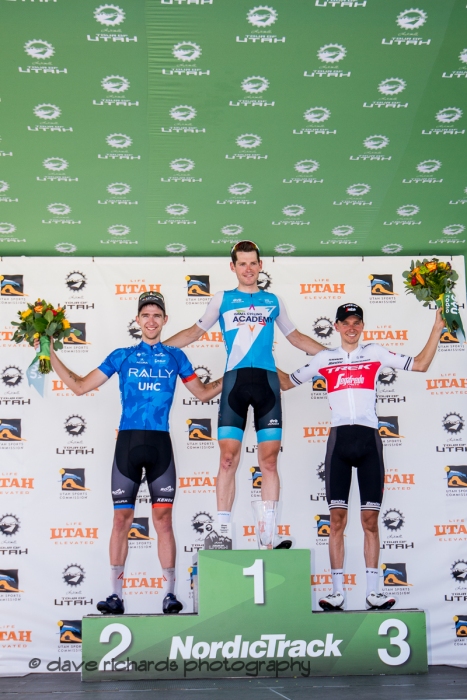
[98,342,196,431]
[290,344,413,429]
[197,289,295,372]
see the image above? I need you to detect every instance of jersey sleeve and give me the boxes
[275,296,296,337]
[374,344,414,371]
[175,348,198,383]
[196,291,223,331]
[290,352,327,386]
[98,349,123,378]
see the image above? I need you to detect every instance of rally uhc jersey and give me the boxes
[290,344,413,429]
[196,289,295,372]
[98,341,196,431]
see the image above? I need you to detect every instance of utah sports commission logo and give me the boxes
[0,275,25,296]
[186,419,214,440]
[445,466,467,488]
[369,274,397,296]
[185,275,212,297]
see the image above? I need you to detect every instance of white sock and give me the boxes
[366,568,379,596]
[217,511,231,524]
[162,567,175,595]
[110,565,124,598]
[331,569,344,595]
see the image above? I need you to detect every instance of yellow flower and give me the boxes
[412,267,420,275]
[33,333,40,339]
[21,309,32,319]
[62,319,70,329]
[438,262,447,270]
[425,262,437,272]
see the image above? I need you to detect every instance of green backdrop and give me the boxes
[1,0,466,258]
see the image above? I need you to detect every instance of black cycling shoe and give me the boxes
[96,594,124,615]
[274,540,292,549]
[163,592,183,614]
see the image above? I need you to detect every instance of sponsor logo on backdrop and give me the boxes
[185,275,212,305]
[179,471,216,494]
[311,570,357,594]
[274,244,296,254]
[127,517,154,550]
[381,563,412,595]
[350,135,391,161]
[368,274,398,304]
[56,563,92,608]
[453,615,467,641]
[312,318,334,346]
[0,514,27,557]
[19,39,67,74]
[385,466,414,491]
[0,474,34,495]
[422,107,464,136]
[310,462,326,502]
[59,468,89,500]
[63,564,85,587]
[427,374,467,395]
[443,47,467,80]
[50,524,98,545]
[242,523,290,545]
[403,159,443,184]
[361,326,408,346]
[0,625,31,647]
[381,508,413,550]
[377,368,406,405]
[164,104,204,133]
[28,103,72,133]
[0,569,22,600]
[94,75,138,107]
[58,620,82,645]
[314,514,330,544]
[0,514,20,537]
[444,560,467,603]
[300,281,345,299]
[378,416,403,444]
[434,519,467,542]
[56,414,93,456]
[249,466,262,492]
[382,8,431,46]
[436,412,467,453]
[88,4,137,43]
[384,203,421,226]
[184,511,214,552]
[0,180,17,203]
[334,183,372,206]
[283,160,322,185]
[37,157,78,183]
[225,133,267,160]
[237,6,284,44]
[230,76,274,107]
[293,106,336,136]
[0,366,30,408]
[159,203,195,225]
[98,133,140,160]
[272,204,310,226]
[444,466,467,496]
[161,41,209,76]
[64,271,94,310]
[218,182,256,206]
[115,280,161,300]
[303,421,330,444]
[187,329,223,349]
[128,319,142,342]
[43,202,81,226]
[363,78,408,109]
[61,323,90,354]
[0,275,26,303]
[99,182,137,206]
[0,419,25,450]
[123,571,164,596]
[304,44,350,79]
[186,419,215,449]
[310,375,327,400]
[161,158,201,183]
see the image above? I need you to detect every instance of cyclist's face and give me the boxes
[231,251,262,287]
[136,305,167,343]
[334,316,364,346]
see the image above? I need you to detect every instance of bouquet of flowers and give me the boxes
[402,259,465,342]
[11,299,79,374]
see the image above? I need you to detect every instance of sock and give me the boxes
[163,567,176,596]
[331,569,344,595]
[366,568,379,597]
[110,565,124,598]
[217,511,231,524]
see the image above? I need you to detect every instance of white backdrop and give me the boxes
[0,255,466,675]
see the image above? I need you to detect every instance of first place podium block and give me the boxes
[81,550,428,681]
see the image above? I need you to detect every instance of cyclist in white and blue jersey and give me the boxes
[164,241,324,535]
[44,291,222,615]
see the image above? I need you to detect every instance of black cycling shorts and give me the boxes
[324,424,384,511]
[111,430,176,509]
[217,367,282,443]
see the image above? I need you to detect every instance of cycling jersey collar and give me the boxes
[139,341,163,352]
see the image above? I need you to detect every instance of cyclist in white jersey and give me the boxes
[164,241,324,535]
[279,302,444,609]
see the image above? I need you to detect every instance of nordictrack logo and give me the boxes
[34,104,61,120]
[317,44,346,63]
[170,106,196,121]
[94,5,126,26]
[241,76,269,94]
[101,75,130,93]
[173,42,201,62]
[247,6,278,27]
[24,39,54,60]
[378,78,406,96]
[396,9,427,30]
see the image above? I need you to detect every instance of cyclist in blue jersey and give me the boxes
[43,291,222,615]
[164,241,324,536]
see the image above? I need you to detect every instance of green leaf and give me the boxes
[402,271,409,279]
[54,340,63,351]
[44,310,54,322]
[33,318,48,333]
[72,329,82,337]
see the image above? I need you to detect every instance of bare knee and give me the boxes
[260,457,278,476]
[152,508,173,535]
[112,508,134,534]
[361,511,379,535]
[330,509,348,533]
[219,450,239,473]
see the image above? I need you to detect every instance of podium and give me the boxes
[81,550,427,681]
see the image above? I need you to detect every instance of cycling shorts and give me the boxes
[324,424,384,511]
[111,430,176,509]
[218,367,282,443]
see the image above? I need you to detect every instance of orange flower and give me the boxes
[34,305,43,313]
[415,273,425,286]
[425,262,437,272]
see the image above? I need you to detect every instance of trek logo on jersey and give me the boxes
[381,563,412,587]
[58,620,82,644]
[185,275,212,297]
[319,362,380,393]
[378,416,403,438]
[128,518,153,541]
[60,468,89,492]
[63,323,88,345]
[186,418,214,441]
[368,274,397,296]
[0,419,24,442]
[445,466,467,489]
[314,514,330,537]
[0,275,25,297]
[250,466,262,489]
[0,570,22,593]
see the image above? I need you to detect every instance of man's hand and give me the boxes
[276,368,294,391]
[434,307,445,334]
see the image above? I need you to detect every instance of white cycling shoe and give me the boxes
[366,591,396,610]
[318,591,345,611]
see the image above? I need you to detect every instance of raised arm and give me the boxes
[185,376,223,402]
[164,291,223,348]
[49,344,108,395]
[412,307,445,372]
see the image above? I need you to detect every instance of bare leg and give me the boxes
[152,507,176,569]
[329,508,348,569]
[361,510,380,568]
[258,440,281,501]
[216,439,242,511]
[109,508,134,566]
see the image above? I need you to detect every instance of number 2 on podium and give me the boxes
[243,559,265,604]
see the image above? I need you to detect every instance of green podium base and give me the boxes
[81,550,427,681]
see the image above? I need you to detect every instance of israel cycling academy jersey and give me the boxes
[98,342,196,431]
[196,289,295,372]
[290,344,413,429]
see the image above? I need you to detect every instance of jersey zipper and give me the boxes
[347,351,356,424]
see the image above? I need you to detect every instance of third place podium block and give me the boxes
[81,550,428,681]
